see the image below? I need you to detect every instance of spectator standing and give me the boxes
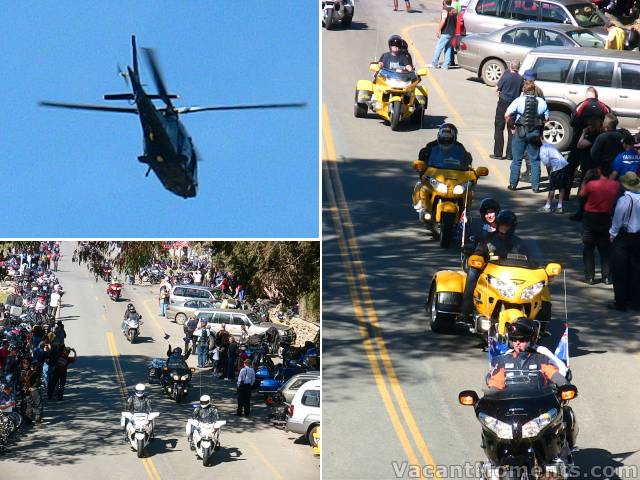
[196,324,210,368]
[578,163,620,284]
[49,289,61,319]
[569,118,604,220]
[227,336,239,380]
[192,269,202,286]
[505,82,549,192]
[393,0,412,11]
[159,286,169,317]
[236,359,255,417]
[608,172,640,310]
[491,60,523,161]
[215,324,231,380]
[539,143,570,213]
[610,134,640,180]
[605,21,625,50]
[590,114,627,168]
[48,347,76,401]
[429,0,457,69]
[183,316,198,355]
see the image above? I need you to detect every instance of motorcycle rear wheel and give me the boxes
[325,12,334,30]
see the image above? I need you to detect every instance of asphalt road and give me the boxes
[323,2,640,479]
[2,243,318,480]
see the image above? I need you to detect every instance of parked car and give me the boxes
[196,309,296,345]
[280,372,321,403]
[458,22,603,86]
[462,0,607,39]
[286,378,320,446]
[520,46,640,150]
[169,284,239,308]
[166,299,220,325]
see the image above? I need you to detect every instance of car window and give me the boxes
[566,30,604,47]
[184,300,197,308]
[289,379,309,390]
[173,287,186,296]
[202,301,214,309]
[232,315,246,326]
[620,63,640,90]
[568,3,605,28]
[216,313,232,325]
[586,61,613,87]
[533,57,573,82]
[198,312,215,323]
[507,0,539,21]
[539,2,569,23]
[475,0,500,16]
[539,29,571,47]
[301,389,320,408]
[512,28,539,47]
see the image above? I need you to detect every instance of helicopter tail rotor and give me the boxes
[117,63,130,88]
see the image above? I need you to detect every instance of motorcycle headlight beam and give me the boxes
[452,183,466,195]
[427,176,448,194]
[181,374,189,381]
[486,275,516,299]
[522,408,558,439]
[521,281,545,300]
[479,412,513,439]
[173,374,180,380]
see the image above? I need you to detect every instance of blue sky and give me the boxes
[1,2,318,238]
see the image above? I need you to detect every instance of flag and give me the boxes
[487,333,508,364]
[554,322,569,368]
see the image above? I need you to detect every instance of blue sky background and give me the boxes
[1,2,318,238]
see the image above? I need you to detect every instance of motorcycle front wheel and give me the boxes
[202,445,211,466]
[137,438,144,458]
[390,100,402,131]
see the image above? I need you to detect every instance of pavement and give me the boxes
[322,1,640,478]
[2,243,319,480]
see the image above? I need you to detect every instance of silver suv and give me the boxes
[462,0,606,38]
[520,47,640,150]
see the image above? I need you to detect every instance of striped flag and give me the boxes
[554,322,570,368]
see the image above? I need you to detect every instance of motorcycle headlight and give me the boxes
[173,374,180,380]
[486,275,516,299]
[479,413,513,439]
[452,183,467,195]
[522,408,558,439]
[427,176,448,194]
[521,281,545,300]
[181,374,189,381]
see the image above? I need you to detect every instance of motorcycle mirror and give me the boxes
[417,67,428,76]
[458,390,479,406]
[545,263,562,277]
[369,63,381,73]
[475,166,489,177]
[413,160,427,172]
[559,384,578,401]
[162,367,168,373]
[190,367,196,373]
[468,255,485,270]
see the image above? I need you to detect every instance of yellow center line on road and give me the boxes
[142,299,169,340]
[402,23,508,186]
[246,438,286,480]
[323,104,438,477]
[105,331,160,480]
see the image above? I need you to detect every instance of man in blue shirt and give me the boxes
[610,135,640,180]
[505,82,549,192]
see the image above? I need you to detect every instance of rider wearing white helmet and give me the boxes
[187,394,220,449]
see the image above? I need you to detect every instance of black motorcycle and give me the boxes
[459,371,578,480]
[157,357,193,403]
[266,390,288,428]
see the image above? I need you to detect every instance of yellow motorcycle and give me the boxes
[426,253,561,338]
[412,159,488,248]
[354,64,428,130]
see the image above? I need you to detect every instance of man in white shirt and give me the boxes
[608,172,640,311]
[49,290,62,318]
[192,270,202,286]
[236,359,255,417]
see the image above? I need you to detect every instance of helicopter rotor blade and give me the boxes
[174,102,307,114]
[142,48,174,110]
[39,101,138,114]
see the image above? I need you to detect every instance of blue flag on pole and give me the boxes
[554,322,570,368]
[488,333,508,364]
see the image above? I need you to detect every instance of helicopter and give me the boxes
[39,36,306,198]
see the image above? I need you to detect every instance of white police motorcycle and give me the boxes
[121,411,159,458]
[121,314,142,343]
[186,405,226,466]
[322,0,354,30]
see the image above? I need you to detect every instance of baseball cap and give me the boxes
[522,69,536,81]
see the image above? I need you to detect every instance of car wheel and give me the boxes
[307,424,319,447]
[175,313,187,325]
[543,111,573,152]
[481,59,505,87]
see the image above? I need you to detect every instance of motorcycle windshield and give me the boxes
[167,358,189,371]
[378,68,418,87]
[489,253,540,269]
[485,371,554,399]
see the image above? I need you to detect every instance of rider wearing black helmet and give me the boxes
[459,210,529,320]
[378,35,414,72]
[417,123,473,170]
[465,198,501,249]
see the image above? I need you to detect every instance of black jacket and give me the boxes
[127,394,152,414]
[192,405,219,423]
[473,231,529,261]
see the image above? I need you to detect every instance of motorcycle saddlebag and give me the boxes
[147,358,166,384]
[259,378,280,393]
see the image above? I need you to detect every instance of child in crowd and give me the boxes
[540,142,570,213]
